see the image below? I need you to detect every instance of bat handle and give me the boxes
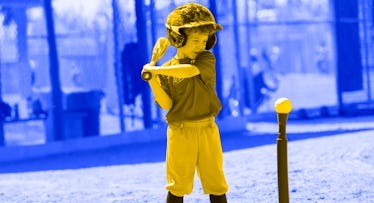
[142,71,152,81]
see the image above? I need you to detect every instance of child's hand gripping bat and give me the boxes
[141,37,170,81]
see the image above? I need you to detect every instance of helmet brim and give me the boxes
[166,22,223,35]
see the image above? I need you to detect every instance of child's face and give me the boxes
[178,31,210,59]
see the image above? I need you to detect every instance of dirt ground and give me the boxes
[0,116,374,202]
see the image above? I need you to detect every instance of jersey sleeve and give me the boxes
[195,51,217,91]
[152,61,172,108]
[158,74,171,97]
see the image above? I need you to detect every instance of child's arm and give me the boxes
[147,75,173,110]
[143,63,200,78]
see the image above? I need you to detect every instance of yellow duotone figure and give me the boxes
[142,3,228,203]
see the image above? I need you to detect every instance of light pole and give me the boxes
[44,0,64,141]
[0,44,4,146]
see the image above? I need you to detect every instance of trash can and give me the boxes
[64,90,104,137]
[40,89,104,141]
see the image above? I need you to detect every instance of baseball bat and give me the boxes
[142,37,169,81]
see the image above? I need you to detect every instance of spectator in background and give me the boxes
[315,40,329,74]
[121,42,146,106]
[243,48,279,113]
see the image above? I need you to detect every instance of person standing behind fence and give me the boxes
[142,3,228,203]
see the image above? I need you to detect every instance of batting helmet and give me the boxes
[165,3,223,50]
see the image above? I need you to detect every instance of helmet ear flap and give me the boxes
[166,28,187,48]
[205,33,217,50]
[167,28,218,50]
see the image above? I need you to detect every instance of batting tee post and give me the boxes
[274,98,292,203]
[277,113,289,203]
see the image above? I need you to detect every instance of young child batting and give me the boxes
[142,3,229,203]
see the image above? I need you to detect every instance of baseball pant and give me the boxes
[165,117,228,197]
